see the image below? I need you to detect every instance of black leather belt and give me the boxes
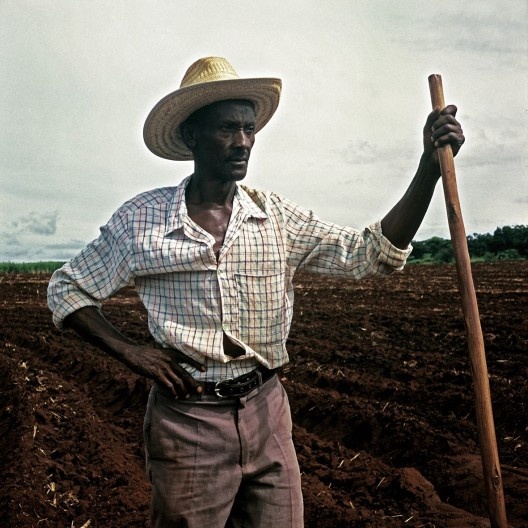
[202,365,278,399]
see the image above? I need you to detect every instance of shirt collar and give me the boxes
[236,185,269,221]
[164,175,190,235]
[164,176,268,236]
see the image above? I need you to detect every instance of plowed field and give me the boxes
[1,262,527,527]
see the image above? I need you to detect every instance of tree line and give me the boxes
[408,225,527,264]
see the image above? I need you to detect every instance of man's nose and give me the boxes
[233,129,254,148]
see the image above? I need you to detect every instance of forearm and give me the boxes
[380,154,441,249]
[64,306,206,398]
[64,306,137,364]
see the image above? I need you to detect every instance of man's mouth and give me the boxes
[227,158,248,167]
[227,150,250,164]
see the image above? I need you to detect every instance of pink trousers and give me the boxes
[143,375,304,527]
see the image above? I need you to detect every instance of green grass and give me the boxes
[0,261,65,274]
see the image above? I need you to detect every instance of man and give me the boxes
[48,56,465,527]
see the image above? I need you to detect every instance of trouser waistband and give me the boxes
[155,365,279,401]
[202,365,278,399]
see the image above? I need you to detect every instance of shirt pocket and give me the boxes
[234,266,285,347]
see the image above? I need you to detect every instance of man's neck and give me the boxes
[185,174,237,208]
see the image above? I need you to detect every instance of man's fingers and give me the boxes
[423,104,464,161]
[440,104,458,117]
[426,104,458,134]
[431,113,460,133]
[158,366,202,399]
[432,123,463,143]
[125,345,205,398]
[431,120,465,155]
[170,364,204,395]
[430,107,464,152]
[158,371,180,398]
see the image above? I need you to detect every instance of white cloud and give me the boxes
[9,211,58,236]
[0,211,71,261]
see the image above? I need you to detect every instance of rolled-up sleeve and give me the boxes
[364,220,412,272]
[47,210,133,328]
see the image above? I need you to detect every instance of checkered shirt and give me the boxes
[48,175,411,382]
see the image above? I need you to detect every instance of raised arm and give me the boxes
[381,105,465,249]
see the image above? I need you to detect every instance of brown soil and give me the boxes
[1,262,527,527]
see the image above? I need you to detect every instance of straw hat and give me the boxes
[143,57,282,161]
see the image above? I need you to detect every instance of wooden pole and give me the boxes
[428,74,508,528]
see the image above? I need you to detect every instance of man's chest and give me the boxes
[130,213,286,276]
[186,205,232,258]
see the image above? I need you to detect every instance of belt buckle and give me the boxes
[214,378,234,399]
[214,369,264,399]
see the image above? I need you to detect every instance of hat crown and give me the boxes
[180,57,240,88]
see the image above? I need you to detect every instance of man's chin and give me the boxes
[225,168,249,182]
[228,161,248,179]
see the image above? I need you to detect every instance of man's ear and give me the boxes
[180,122,198,149]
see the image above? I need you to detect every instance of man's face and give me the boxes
[186,100,256,182]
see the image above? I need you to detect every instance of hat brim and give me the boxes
[143,77,282,161]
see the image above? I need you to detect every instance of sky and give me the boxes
[1,0,527,262]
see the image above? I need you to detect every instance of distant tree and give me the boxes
[497,249,522,260]
[497,225,527,256]
[423,236,450,257]
[483,225,527,257]
[410,225,527,263]
[410,241,425,260]
[434,245,454,263]
[467,232,493,258]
